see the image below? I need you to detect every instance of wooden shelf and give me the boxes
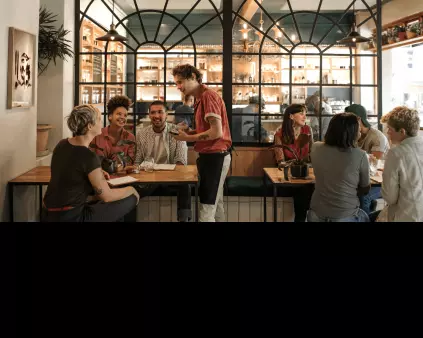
[369,35,423,51]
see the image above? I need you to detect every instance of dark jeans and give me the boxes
[277,184,314,222]
[126,184,192,222]
[359,186,382,215]
[42,195,137,222]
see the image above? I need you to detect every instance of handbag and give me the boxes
[376,206,389,222]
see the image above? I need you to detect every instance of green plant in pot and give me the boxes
[38,6,74,75]
[269,133,311,180]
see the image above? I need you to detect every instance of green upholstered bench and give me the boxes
[225,176,273,197]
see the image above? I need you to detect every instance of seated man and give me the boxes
[174,94,194,128]
[135,100,192,222]
[345,104,390,214]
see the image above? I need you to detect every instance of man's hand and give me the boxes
[177,121,189,132]
[172,129,194,142]
[101,170,110,180]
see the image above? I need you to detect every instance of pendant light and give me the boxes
[96,0,127,42]
[337,2,370,44]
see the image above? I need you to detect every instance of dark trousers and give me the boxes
[282,185,314,222]
[42,195,137,222]
[125,184,192,222]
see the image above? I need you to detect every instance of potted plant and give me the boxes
[387,29,395,44]
[36,124,53,157]
[406,22,420,39]
[38,6,73,75]
[269,133,311,180]
[396,25,407,41]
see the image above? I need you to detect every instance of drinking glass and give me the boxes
[368,154,378,176]
[144,157,155,172]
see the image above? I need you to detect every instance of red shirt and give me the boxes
[89,126,136,165]
[193,85,232,153]
[274,125,311,161]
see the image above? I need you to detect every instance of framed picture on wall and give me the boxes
[7,27,36,109]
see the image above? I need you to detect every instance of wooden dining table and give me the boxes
[8,165,199,222]
[263,167,383,222]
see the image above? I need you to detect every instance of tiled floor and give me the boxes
[136,196,295,222]
[136,196,386,222]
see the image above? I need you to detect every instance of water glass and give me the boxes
[144,157,155,172]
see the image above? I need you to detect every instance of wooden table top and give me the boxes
[264,167,382,186]
[128,165,198,184]
[263,167,315,185]
[9,166,51,184]
[9,165,198,185]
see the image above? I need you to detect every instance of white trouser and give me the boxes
[199,154,231,222]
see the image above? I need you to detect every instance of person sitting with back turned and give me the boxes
[134,100,191,222]
[344,104,389,215]
[42,104,139,222]
[307,113,370,222]
[272,104,314,222]
[174,94,195,128]
[89,95,135,174]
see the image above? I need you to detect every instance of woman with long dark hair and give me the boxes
[307,113,370,222]
[272,104,314,222]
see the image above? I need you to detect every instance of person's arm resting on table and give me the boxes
[88,168,140,204]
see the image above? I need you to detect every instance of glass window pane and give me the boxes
[231,114,260,143]
[232,85,259,105]
[233,55,259,84]
[353,86,376,115]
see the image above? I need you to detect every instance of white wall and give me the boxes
[0,0,40,221]
[38,0,75,154]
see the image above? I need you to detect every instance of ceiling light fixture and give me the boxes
[337,2,370,44]
[96,0,128,42]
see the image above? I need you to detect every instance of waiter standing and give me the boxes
[171,64,232,222]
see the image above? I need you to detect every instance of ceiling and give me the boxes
[114,0,378,15]
[114,0,222,14]
[233,0,378,12]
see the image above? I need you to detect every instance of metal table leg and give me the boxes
[195,183,199,222]
[263,175,267,222]
[273,185,277,222]
[39,184,43,222]
[9,183,14,223]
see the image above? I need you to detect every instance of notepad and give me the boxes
[107,176,139,187]
[153,164,176,171]
[139,162,176,171]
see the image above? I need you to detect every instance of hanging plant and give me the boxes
[38,6,74,76]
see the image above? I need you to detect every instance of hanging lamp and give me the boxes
[96,0,127,42]
[337,2,370,44]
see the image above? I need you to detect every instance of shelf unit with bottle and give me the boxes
[79,18,126,111]
[135,45,223,108]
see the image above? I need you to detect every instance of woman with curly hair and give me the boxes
[89,95,136,171]
[376,106,423,221]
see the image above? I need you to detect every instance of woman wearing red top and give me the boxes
[89,95,136,172]
[274,104,313,165]
[272,104,314,222]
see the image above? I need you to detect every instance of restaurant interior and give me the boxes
[2,0,423,222]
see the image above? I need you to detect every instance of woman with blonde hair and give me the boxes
[42,104,139,222]
[376,106,423,221]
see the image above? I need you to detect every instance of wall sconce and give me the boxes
[272,22,283,41]
[239,23,251,52]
